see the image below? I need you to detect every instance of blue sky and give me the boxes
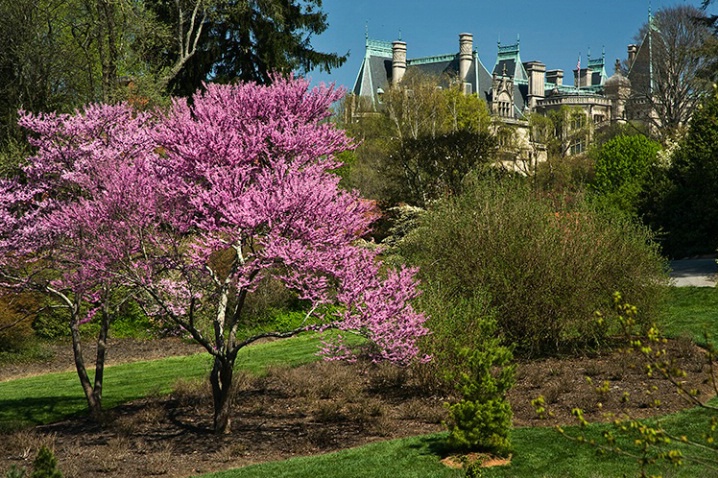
[307,0,716,91]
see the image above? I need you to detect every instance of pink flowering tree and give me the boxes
[136,78,429,433]
[0,104,162,418]
[0,77,428,433]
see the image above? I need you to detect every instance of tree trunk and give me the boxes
[96,0,117,102]
[91,303,111,414]
[69,302,102,419]
[210,354,236,434]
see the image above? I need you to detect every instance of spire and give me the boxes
[648,0,652,21]
[648,0,655,94]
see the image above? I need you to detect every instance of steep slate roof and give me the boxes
[352,37,494,109]
[491,42,529,118]
[352,39,393,109]
[627,31,652,96]
[352,35,606,120]
[408,53,493,101]
[493,42,528,82]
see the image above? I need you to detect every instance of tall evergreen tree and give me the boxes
[148,0,347,95]
[666,88,718,256]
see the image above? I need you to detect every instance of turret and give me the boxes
[392,41,407,86]
[459,33,473,84]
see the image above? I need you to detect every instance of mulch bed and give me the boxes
[0,337,715,478]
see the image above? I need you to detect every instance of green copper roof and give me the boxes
[409,54,457,66]
[366,38,393,57]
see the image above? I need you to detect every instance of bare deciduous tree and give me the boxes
[628,5,713,139]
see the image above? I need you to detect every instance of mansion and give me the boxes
[351,32,649,159]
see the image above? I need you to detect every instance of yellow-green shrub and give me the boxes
[401,178,668,357]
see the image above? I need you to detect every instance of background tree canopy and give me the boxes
[148,0,348,96]
[0,0,346,151]
[591,134,661,216]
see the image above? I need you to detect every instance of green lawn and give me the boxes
[3,287,718,477]
[0,333,329,430]
[195,287,718,478]
[658,287,718,346]
[198,405,718,478]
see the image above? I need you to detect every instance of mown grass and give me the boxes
[193,287,718,478]
[0,333,333,430]
[3,287,718,476]
[197,404,718,478]
[658,286,718,346]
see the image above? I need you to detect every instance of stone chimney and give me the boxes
[392,41,407,86]
[627,44,638,67]
[459,33,473,84]
[526,61,546,109]
[546,69,564,87]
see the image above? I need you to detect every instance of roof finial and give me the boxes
[365,22,369,42]
[517,33,520,46]
[649,0,652,21]
[497,34,501,48]
[602,45,606,61]
[398,29,402,41]
[588,47,591,60]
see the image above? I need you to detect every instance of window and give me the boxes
[570,114,586,130]
[570,138,585,155]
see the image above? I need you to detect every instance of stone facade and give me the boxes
[352,32,643,159]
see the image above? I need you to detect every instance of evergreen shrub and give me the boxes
[413,278,514,454]
[31,446,62,478]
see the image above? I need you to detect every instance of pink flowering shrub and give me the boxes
[0,77,429,432]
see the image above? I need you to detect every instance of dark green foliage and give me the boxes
[31,310,69,340]
[151,0,347,95]
[402,178,668,356]
[31,446,62,478]
[0,139,30,180]
[534,154,595,198]
[339,75,496,208]
[591,134,661,215]
[641,89,718,257]
[337,108,396,204]
[386,130,497,207]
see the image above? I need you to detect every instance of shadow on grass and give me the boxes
[0,395,89,432]
[407,433,452,458]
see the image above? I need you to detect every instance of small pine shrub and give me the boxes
[31,446,62,478]
[4,466,26,478]
[408,271,515,454]
[444,321,515,455]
